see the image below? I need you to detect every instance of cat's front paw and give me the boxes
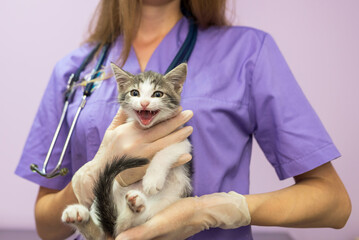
[125,190,146,213]
[61,204,90,224]
[142,172,166,195]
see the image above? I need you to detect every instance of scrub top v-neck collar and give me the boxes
[120,17,190,75]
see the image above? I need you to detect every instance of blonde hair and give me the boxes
[86,0,229,66]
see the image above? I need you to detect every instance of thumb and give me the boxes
[172,153,192,168]
[116,224,148,240]
[108,107,128,130]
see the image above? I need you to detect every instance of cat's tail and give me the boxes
[93,155,149,238]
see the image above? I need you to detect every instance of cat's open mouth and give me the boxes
[135,110,160,126]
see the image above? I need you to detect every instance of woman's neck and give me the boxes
[133,0,182,71]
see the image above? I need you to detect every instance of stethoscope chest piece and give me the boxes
[30,44,111,178]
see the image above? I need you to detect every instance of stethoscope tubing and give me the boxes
[30,44,111,178]
[30,101,70,178]
[31,18,197,178]
[165,19,197,74]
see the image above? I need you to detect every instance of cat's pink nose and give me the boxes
[140,100,150,109]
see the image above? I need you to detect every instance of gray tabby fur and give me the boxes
[61,63,192,239]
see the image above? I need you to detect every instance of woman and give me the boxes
[15,0,351,239]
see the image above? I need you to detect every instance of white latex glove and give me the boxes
[72,107,193,207]
[115,153,191,187]
[115,191,251,240]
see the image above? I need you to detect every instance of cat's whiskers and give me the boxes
[108,97,123,105]
[62,63,191,239]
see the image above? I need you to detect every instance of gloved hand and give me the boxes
[115,153,192,187]
[72,107,193,207]
[115,191,251,240]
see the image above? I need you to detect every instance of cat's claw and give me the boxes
[125,190,146,213]
[61,204,90,224]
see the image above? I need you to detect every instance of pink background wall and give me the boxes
[1,0,358,239]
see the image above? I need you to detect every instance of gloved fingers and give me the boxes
[172,153,192,167]
[115,192,251,240]
[116,153,192,187]
[115,164,148,187]
[115,198,200,240]
[115,224,147,240]
[145,126,193,156]
[143,109,192,142]
[108,107,129,130]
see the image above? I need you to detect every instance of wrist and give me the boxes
[227,191,251,227]
[168,196,214,238]
[72,160,99,207]
[194,194,228,230]
[243,193,269,226]
[196,192,251,230]
[62,182,79,204]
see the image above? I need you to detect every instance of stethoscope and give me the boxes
[30,18,198,178]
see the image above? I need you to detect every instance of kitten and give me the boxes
[61,63,192,240]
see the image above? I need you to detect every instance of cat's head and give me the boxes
[111,63,187,128]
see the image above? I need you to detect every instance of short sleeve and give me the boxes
[250,34,340,180]
[15,44,94,190]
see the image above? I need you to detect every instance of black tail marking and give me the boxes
[93,155,149,237]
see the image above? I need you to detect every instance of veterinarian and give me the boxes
[15,0,351,239]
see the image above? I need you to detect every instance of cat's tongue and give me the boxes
[137,110,159,126]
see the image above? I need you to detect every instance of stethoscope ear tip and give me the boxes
[30,163,69,178]
[59,168,69,176]
[30,163,39,172]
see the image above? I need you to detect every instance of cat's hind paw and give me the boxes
[61,204,90,224]
[125,190,146,213]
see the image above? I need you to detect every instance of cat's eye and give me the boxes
[130,90,140,97]
[152,91,164,98]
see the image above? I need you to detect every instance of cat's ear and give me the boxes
[111,62,133,91]
[164,63,187,93]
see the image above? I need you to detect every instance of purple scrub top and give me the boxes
[16,17,340,240]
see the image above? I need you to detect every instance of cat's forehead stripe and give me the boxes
[140,77,162,90]
[139,80,155,97]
